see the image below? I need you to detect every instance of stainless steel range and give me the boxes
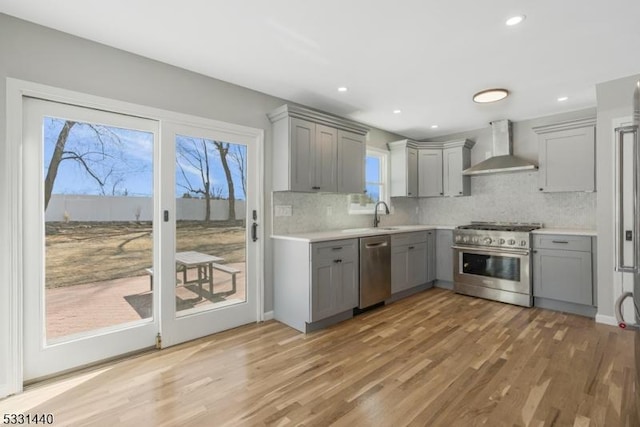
[452,221,542,307]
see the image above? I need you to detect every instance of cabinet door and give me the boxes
[418,149,443,197]
[337,130,365,194]
[336,258,358,312]
[407,148,419,197]
[426,231,436,282]
[391,245,410,293]
[290,117,315,192]
[533,249,593,305]
[311,259,339,322]
[408,242,428,287]
[436,230,454,282]
[314,124,338,192]
[538,126,595,192]
[443,147,463,196]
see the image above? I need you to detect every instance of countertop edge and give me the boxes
[271,225,455,242]
[532,228,597,237]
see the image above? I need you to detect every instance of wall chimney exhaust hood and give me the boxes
[462,119,538,176]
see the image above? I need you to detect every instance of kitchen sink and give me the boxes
[340,227,400,233]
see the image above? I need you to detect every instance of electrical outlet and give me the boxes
[274,205,292,217]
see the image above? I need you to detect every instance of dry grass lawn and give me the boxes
[45,221,245,288]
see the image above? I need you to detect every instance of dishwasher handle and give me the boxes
[365,241,388,249]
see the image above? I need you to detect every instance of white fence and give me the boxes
[45,195,245,222]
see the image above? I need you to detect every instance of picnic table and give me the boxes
[175,251,224,294]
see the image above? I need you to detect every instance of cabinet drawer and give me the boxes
[533,234,591,252]
[312,239,358,262]
[391,231,428,246]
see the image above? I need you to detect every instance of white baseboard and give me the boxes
[263,311,274,321]
[595,313,618,326]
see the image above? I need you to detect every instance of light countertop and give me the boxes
[533,228,597,236]
[271,224,455,243]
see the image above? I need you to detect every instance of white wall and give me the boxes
[45,195,246,222]
[595,73,640,321]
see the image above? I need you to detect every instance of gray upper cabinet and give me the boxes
[443,144,471,197]
[418,149,443,197]
[533,117,596,193]
[532,234,594,306]
[389,140,418,197]
[390,139,474,198]
[269,104,369,193]
[337,130,366,194]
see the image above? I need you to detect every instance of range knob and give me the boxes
[455,235,462,242]
[508,239,516,245]
[520,240,527,247]
[483,237,493,244]
[462,236,469,243]
[498,238,506,244]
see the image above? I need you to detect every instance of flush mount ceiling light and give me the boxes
[557,96,568,102]
[393,109,402,114]
[337,86,348,92]
[505,15,526,26]
[431,124,439,129]
[472,88,510,103]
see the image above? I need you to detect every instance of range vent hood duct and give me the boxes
[462,119,538,176]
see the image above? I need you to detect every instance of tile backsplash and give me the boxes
[272,172,596,235]
[419,172,596,228]
[272,192,419,235]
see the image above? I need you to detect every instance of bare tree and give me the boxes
[229,145,246,199]
[44,119,128,211]
[213,141,236,222]
[176,138,214,222]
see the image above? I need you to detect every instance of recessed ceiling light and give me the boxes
[472,88,509,103]
[557,96,569,102]
[393,109,402,114]
[337,86,348,92]
[505,15,526,26]
[431,125,439,129]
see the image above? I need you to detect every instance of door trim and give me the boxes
[4,78,265,396]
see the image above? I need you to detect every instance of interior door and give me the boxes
[159,121,260,347]
[22,97,160,381]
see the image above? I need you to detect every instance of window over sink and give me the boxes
[348,146,390,214]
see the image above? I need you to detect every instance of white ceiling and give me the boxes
[1,0,639,139]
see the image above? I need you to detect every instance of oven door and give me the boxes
[452,245,531,294]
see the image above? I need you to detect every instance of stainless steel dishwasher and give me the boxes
[359,234,391,309]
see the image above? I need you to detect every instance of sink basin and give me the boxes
[340,228,373,233]
[340,227,400,233]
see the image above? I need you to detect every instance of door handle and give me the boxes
[615,124,639,272]
[251,222,258,242]
[365,242,388,248]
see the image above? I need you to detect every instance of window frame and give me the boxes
[348,146,391,215]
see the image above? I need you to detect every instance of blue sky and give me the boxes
[44,118,246,200]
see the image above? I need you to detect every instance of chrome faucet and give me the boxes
[373,201,390,228]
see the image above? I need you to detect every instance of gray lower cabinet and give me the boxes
[273,237,358,333]
[532,234,594,308]
[435,229,453,282]
[391,231,434,294]
[310,243,358,322]
[426,230,436,282]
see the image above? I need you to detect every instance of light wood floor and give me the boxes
[2,288,638,426]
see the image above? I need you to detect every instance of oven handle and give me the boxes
[452,245,530,256]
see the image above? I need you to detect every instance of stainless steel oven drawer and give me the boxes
[533,234,591,252]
